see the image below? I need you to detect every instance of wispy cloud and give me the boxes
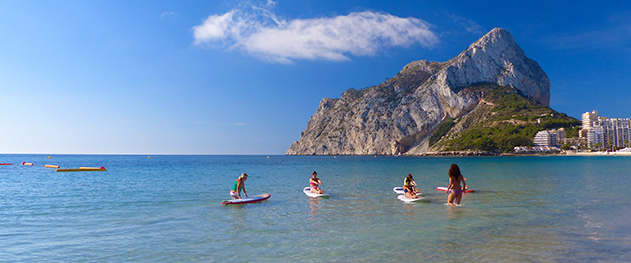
[192,3,438,63]
[544,11,631,51]
[161,11,177,20]
[449,14,485,35]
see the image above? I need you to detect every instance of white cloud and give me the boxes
[193,5,438,63]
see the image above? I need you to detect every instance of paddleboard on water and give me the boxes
[221,193,271,205]
[397,195,425,203]
[303,187,330,198]
[436,187,475,193]
[393,187,424,196]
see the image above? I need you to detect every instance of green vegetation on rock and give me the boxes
[429,118,455,146]
[430,85,581,153]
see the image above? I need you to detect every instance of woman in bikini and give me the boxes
[446,164,467,206]
[230,173,248,199]
[310,171,324,194]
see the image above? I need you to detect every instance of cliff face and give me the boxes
[287,28,551,155]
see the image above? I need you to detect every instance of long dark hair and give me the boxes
[448,164,461,180]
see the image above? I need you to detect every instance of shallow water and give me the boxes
[1,155,630,262]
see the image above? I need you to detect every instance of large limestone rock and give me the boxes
[287,28,550,155]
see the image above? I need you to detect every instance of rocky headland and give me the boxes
[288,28,577,155]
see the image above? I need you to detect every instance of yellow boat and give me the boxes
[56,167,107,172]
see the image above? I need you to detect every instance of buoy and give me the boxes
[148,156,151,159]
[48,156,51,159]
[267,156,269,159]
[45,165,60,168]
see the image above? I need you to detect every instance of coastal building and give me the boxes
[582,110,598,129]
[587,126,605,149]
[534,130,556,147]
[533,128,565,147]
[581,111,631,149]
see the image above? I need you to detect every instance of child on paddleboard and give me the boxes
[310,171,324,194]
[446,164,467,206]
[230,173,248,199]
[403,174,420,199]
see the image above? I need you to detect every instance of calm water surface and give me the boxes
[1,155,630,262]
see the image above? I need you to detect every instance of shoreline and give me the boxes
[562,151,631,156]
[416,150,631,157]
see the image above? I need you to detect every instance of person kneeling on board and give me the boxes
[403,175,420,199]
[404,174,420,194]
[310,171,324,194]
[230,173,248,199]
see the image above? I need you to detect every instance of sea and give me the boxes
[1,154,630,262]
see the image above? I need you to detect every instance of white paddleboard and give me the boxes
[393,187,424,196]
[221,193,271,205]
[397,195,424,203]
[303,187,330,198]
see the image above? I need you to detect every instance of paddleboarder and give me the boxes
[446,164,467,206]
[309,171,324,194]
[230,173,248,199]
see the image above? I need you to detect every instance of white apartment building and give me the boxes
[582,110,598,129]
[533,128,565,147]
[586,126,604,149]
[581,111,631,149]
[534,131,555,147]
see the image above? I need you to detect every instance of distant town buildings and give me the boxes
[517,110,630,153]
[580,110,631,150]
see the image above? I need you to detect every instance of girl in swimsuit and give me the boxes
[230,173,248,199]
[446,164,466,206]
[310,171,324,194]
[403,174,420,199]
[404,174,420,194]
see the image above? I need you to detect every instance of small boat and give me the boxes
[56,167,107,172]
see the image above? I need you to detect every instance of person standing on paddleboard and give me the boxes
[230,173,248,199]
[310,171,324,194]
[446,164,466,206]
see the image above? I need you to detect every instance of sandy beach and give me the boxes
[564,151,631,156]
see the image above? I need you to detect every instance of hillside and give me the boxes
[426,84,580,153]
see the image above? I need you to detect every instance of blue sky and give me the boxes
[1,0,630,154]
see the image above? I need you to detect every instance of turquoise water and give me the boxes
[1,155,630,262]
